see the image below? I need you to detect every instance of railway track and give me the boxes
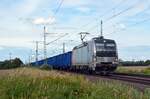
[79,72,150,86]
[113,72,150,78]
[61,70,150,87]
[59,70,150,91]
[106,73,150,86]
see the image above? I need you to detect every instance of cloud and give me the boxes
[33,16,56,25]
[0,47,4,50]
[76,6,91,13]
[16,0,42,16]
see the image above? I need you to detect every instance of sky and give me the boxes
[0,0,150,63]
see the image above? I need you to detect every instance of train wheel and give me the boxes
[88,70,94,75]
[100,71,109,76]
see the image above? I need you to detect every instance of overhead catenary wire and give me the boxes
[45,0,65,41]
[48,0,64,25]
[86,0,141,33]
[54,0,64,15]
[76,0,127,31]
[126,17,150,29]
[46,33,69,45]
[64,0,127,40]
[105,17,150,35]
[47,39,80,53]
[42,0,64,26]
[104,0,140,22]
[129,17,150,26]
[41,0,65,63]
[103,5,150,33]
[52,0,127,45]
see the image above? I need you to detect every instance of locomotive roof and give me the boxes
[73,36,116,50]
[93,36,115,43]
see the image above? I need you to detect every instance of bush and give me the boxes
[143,67,150,75]
[0,58,23,69]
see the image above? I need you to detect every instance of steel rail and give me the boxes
[107,73,150,86]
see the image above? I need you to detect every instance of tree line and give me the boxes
[119,59,150,66]
[0,58,150,69]
[0,58,23,69]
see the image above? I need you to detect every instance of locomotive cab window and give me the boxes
[105,43,116,51]
[95,43,105,51]
[95,39,117,57]
[106,44,115,47]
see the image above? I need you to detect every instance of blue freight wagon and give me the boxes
[31,59,45,66]
[47,51,72,69]
[31,51,72,69]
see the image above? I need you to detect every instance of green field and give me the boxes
[0,67,149,99]
[116,66,150,75]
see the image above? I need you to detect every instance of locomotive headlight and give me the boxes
[114,58,118,62]
[113,58,118,64]
[93,55,96,61]
[112,61,118,64]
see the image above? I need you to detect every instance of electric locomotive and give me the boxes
[72,36,118,74]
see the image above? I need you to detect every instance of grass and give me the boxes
[0,67,149,99]
[116,66,150,75]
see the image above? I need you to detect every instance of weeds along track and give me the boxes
[66,70,150,86]
[108,73,150,86]
[58,70,150,89]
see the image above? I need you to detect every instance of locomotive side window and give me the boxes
[96,43,104,46]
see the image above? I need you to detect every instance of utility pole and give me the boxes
[28,50,32,66]
[30,41,42,66]
[9,52,12,63]
[28,55,31,66]
[61,40,74,54]
[42,26,68,64]
[43,26,54,65]
[35,41,39,65]
[43,26,47,65]
[100,20,103,37]
[63,42,65,53]
[35,41,42,65]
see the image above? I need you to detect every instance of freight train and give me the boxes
[31,36,118,74]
